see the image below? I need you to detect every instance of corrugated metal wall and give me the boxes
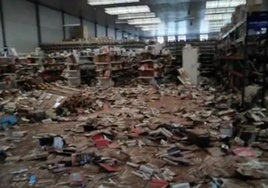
[39,6,63,43]
[0,0,137,52]
[2,0,38,52]
[83,20,95,37]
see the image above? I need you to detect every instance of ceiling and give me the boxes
[28,0,228,37]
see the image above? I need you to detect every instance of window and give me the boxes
[200,34,208,41]
[168,36,176,42]
[178,35,186,41]
[157,36,164,44]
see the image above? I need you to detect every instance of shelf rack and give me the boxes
[40,41,146,53]
[217,11,268,107]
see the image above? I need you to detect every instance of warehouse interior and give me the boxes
[0,0,268,187]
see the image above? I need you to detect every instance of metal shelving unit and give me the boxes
[166,40,217,76]
[40,41,146,53]
[217,11,268,107]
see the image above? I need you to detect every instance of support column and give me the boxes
[61,11,66,40]
[35,2,41,45]
[115,28,118,40]
[94,22,97,37]
[0,0,6,47]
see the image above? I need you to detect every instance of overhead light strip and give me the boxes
[135,24,159,28]
[118,12,156,20]
[88,0,139,6]
[205,7,235,14]
[128,18,161,25]
[205,13,232,20]
[206,0,246,9]
[140,27,158,31]
[105,5,150,15]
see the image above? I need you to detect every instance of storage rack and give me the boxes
[166,40,217,77]
[216,16,247,96]
[244,11,268,107]
[78,51,96,85]
[0,56,16,89]
[217,11,268,107]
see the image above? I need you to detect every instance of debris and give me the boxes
[29,175,37,186]
[232,147,257,157]
[147,179,169,188]
[69,173,85,187]
[186,129,210,147]
[169,183,191,188]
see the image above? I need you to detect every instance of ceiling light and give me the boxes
[209,28,221,32]
[128,18,161,25]
[208,20,229,27]
[141,27,157,31]
[105,5,150,15]
[206,0,246,9]
[118,12,155,20]
[205,7,235,14]
[88,0,139,5]
[205,13,232,20]
[63,24,81,27]
[115,20,128,24]
[135,24,159,28]
[139,25,158,29]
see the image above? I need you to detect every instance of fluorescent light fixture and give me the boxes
[140,25,158,29]
[139,24,158,31]
[205,7,235,14]
[135,24,159,28]
[209,20,228,27]
[115,20,128,24]
[88,0,139,5]
[205,13,232,20]
[128,18,161,25]
[209,26,222,30]
[118,12,155,20]
[105,5,150,15]
[206,0,246,9]
[141,27,157,31]
[63,24,81,27]
[209,28,221,32]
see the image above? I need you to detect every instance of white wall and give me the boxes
[40,6,63,43]
[2,0,38,52]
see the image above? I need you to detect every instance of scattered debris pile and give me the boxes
[0,83,268,187]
